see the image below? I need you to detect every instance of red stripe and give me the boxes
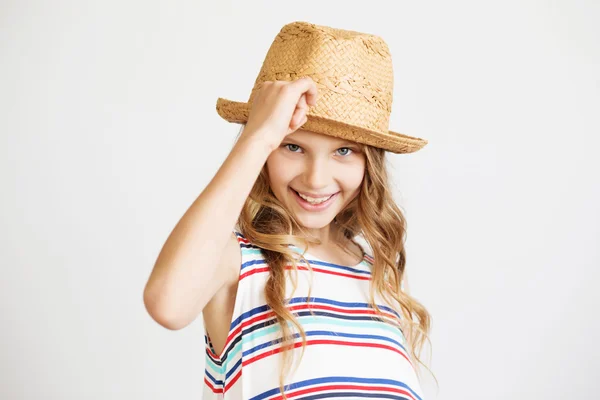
[243,339,412,368]
[224,369,242,392]
[240,309,273,329]
[206,322,243,361]
[241,265,369,281]
[208,302,399,361]
[205,309,273,360]
[236,304,399,335]
[237,303,398,334]
[272,384,416,400]
[240,266,268,280]
[237,234,374,267]
[205,335,219,359]
[203,377,223,394]
[287,303,398,320]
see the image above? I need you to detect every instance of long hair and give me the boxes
[233,124,436,398]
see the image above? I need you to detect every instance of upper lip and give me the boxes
[292,188,338,198]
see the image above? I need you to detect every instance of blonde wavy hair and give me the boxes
[233,125,437,398]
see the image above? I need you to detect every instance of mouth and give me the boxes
[290,187,339,211]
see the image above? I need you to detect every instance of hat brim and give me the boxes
[216,98,428,154]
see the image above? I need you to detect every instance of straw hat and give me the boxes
[216,21,428,154]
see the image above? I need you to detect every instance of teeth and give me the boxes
[297,192,332,204]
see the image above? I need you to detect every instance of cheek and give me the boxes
[341,164,365,193]
[266,155,293,196]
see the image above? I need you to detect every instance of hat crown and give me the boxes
[248,21,394,133]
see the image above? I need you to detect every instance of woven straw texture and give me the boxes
[216,21,428,154]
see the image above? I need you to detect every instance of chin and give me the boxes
[292,213,335,230]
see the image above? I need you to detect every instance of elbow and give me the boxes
[143,286,191,331]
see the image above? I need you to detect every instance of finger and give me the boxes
[291,93,307,120]
[291,76,318,106]
[289,115,308,133]
[291,106,305,127]
[297,93,307,110]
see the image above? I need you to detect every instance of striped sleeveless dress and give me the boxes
[203,230,425,400]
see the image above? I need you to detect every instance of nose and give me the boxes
[302,156,331,190]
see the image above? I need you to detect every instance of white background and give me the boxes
[1,1,599,399]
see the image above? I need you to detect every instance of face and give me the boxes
[265,129,366,231]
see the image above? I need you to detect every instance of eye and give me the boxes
[336,147,353,156]
[284,144,303,153]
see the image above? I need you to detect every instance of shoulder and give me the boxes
[232,229,266,255]
[210,229,268,290]
[230,229,268,263]
[232,229,253,248]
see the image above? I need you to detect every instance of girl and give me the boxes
[144,21,435,400]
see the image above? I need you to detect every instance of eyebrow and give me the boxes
[284,137,358,148]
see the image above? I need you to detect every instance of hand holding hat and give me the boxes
[242,76,319,153]
[217,21,428,154]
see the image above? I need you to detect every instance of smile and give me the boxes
[291,188,339,211]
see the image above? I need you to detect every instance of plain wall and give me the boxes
[1,1,598,399]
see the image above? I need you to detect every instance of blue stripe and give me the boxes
[230,304,270,331]
[243,314,405,346]
[241,258,267,270]
[205,332,243,366]
[224,357,242,381]
[230,297,401,333]
[240,257,371,275]
[205,355,224,375]
[204,370,223,386]
[251,376,422,400]
[207,313,406,379]
[243,329,404,358]
[297,392,412,400]
[288,297,402,319]
[296,258,370,275]
[240,311,392,341]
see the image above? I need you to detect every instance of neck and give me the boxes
[295,222,347,249]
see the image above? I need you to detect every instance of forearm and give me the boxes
[144,132,272,325]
